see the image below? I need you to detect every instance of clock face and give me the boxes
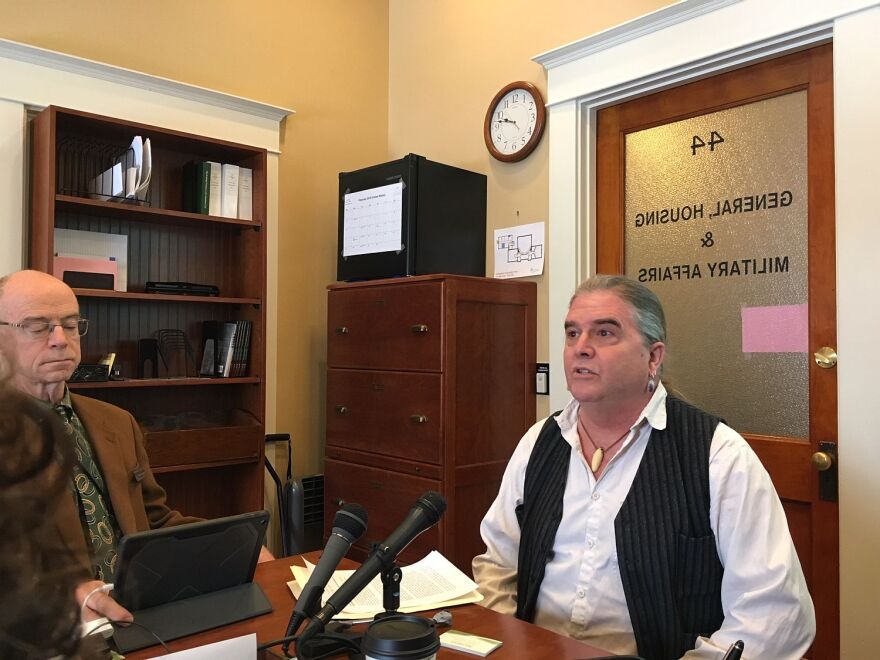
[484,82,546,162]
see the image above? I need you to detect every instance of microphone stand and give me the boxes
[377,562,402,618]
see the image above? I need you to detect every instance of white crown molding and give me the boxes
[0,38,293,122]
[533,0,742,70]
[571,20,834,110]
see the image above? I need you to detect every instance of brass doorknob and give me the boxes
[814,346,837,369]
[335,405,349,415]
[811,451,834,471]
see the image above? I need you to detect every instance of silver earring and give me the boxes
[646,372,656,393]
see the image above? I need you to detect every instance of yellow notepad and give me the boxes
[439,630,503,656]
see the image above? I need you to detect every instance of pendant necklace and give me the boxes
[577,415,631,473]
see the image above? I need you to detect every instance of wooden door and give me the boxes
[596,45,837,657]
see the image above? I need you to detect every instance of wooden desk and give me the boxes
[126,556,611,659]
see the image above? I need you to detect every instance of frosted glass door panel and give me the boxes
[624,91,808,437]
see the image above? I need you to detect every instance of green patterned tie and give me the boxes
[55,403,122,581]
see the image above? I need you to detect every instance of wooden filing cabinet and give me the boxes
[324,274,536,572]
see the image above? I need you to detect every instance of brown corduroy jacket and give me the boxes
[53,393,199,574]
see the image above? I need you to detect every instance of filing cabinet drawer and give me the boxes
[324,459,441,564]
[326,369,442,464]
[327,281,443,371]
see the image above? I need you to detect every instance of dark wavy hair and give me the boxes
[0,379,81,658]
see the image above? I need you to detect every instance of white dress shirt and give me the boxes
[472,384,815,659]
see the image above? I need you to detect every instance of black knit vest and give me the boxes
[515,397,724,660]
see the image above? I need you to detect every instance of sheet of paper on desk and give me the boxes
[155,633,256,659]
[287,550,483,619]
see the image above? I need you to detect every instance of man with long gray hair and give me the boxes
[472,274,814,659]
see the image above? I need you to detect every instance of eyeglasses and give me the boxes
[0,318,89,339]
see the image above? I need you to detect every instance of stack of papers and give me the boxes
[288,550,483,620]
[88,135,152,202]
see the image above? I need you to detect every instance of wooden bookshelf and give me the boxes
[30,106,267,518]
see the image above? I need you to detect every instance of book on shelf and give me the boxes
[231,320,252,377]
[238,167,253,220]
[220,163,240,218]
[207,161,222,216]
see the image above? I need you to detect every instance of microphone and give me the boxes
[281,502,368,652]
[298,491,446,646]
[721,640,744,660]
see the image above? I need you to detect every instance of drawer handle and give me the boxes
[410,414,428,424]
[334,498,346,507]
[410,324,429,334]
[335,405,349,415]
[335,326,349,335]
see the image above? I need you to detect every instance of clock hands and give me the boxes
[497,112,519,129]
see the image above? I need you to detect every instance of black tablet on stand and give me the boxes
[110,510,272,653]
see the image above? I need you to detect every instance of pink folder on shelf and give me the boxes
[53,255,118,289]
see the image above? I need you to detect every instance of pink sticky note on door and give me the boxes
[741,304,808,352]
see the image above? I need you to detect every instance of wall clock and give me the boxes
[484,81,546,162]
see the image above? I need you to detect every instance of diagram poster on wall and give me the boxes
[493,221,544,279]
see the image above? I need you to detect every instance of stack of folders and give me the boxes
[199,320,252,378]
[182,161,253,220]
[87,135,152,203]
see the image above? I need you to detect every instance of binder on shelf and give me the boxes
[238,167,253,220]
[207,161,222,216]
[182,161,197,213]
[221,164,240,218]
[196,161,211,214]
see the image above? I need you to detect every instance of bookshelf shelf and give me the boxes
[56,194,263,228]
[69,376,261,390]
[30,105,267,518]
[73,288,261,305]
[152,458,259,475]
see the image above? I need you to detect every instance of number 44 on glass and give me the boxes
[691,131,724,156]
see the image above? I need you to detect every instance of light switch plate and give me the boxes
[536,363,549,395]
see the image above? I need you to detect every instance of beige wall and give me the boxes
[1,0,672,462]
[388,0,671,421]
[0,0,390,476]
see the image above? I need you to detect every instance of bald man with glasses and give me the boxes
[0,269,202,625]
